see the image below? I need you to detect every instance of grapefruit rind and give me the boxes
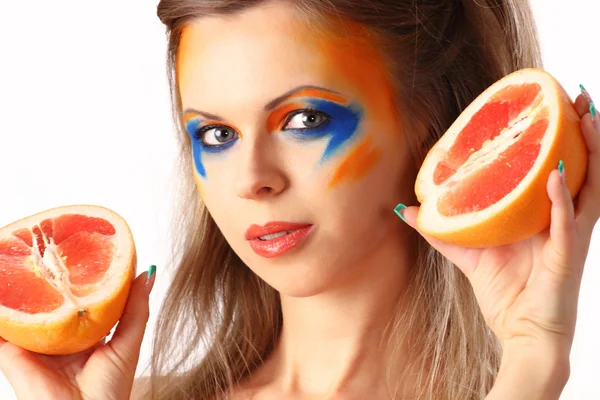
[415,69,587,247]
[0,205,136,355]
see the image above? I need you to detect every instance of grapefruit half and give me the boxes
[415,69,587,247]
[0,205,136,355]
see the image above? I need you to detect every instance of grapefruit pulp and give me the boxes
[415,69,587,247]
[0,205,136,355]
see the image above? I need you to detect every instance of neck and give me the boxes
[257,225,416,397]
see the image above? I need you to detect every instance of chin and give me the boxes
[275,278,332,298]
[272,280,332,298]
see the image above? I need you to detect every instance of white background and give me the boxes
[0,1,597,399]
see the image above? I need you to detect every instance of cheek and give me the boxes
[328,135,382,189]
[192,152,235,207]
[193,172,205,199]
[194,167,239,236]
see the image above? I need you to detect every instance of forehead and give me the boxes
[176,3,395,116]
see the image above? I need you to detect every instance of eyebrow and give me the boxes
[182,85,345,121]
[264,85,345,111]
[182,109,224,122]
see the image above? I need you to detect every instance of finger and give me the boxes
[398,206,481,279]
[105,267,156,375]
[547,165,576,265]
[575,112,600,231]
[574,93,590,118]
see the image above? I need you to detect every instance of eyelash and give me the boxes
[191,124,218,141]
[195,125,239,155]
[281,107,331,130]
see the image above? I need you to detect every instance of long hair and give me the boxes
[146,1,543,399]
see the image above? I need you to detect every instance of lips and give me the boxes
[245,221,313,258]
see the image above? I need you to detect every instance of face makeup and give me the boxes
[174,6,411,298]
[266,87,364,162]
[183,112,241,179]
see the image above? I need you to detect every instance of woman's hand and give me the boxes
[399,92,599,397]
[0,267,155,400]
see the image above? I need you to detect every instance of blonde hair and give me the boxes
[146,1,543,399]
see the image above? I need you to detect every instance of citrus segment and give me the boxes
[0,260,65,314]
[52,214,116,245]
[433,83,541,185]
[0,237,64,314]
[59,231,115,286]
[438,116,549,216]
[40,218,54,242]
[12,229,33,247]
[0,238,31,257]
[32,225,46,257]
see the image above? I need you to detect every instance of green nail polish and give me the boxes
[147,265,156,279]
[394,203,407,222]
[591,102,597,118]
[558,160,564,175]
[580,84,594,105]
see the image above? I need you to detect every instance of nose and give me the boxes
[235,136,288,200]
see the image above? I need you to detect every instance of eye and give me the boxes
[283,109,330,130]
[197,125,239,147]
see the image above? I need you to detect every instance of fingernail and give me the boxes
[591,102,600,132]
[580,84,600,132]
[145,265,156,294]
[394,203,407,223]
[580,84,593,104]
[147,264,156,279]
[558,160,566,185]
[558,160,564,175]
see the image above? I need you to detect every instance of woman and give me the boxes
[0,0,598,399]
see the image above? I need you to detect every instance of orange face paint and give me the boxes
[177,17,399,189]
[183,110,242,179]
[183,110,241,135]
[177,25,205,94]
[266,87,352,133]
[301,22,399,189]
[328,136,382,188]
[266,102,305,132]
[306,21,401,133]
[284,88,349,106]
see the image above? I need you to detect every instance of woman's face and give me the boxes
[177,2,414,297]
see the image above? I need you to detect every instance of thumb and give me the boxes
[0,335,67,393]
[105,265,156,375]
